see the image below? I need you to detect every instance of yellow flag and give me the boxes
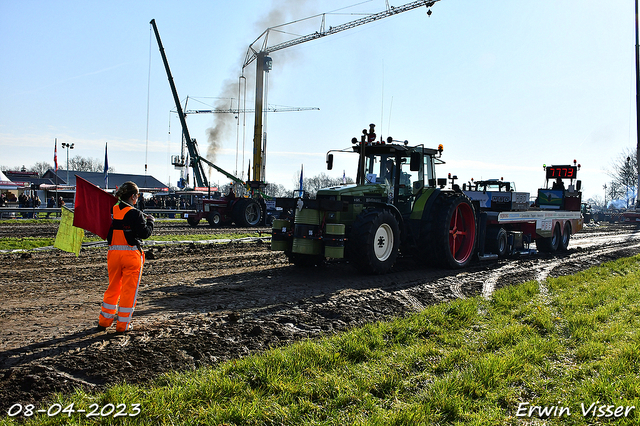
[54,207,85,256]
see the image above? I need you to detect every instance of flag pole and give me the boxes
[54,138,58,208]
[104,142,109,190]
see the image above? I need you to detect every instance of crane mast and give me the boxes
[150,19,209,188]
[242,0,440,189]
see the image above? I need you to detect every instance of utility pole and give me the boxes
[635,0,640,208]
[61,142,74,184]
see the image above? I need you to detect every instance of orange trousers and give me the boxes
[98,248,145,332]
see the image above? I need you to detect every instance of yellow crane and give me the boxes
[242,0,441,190]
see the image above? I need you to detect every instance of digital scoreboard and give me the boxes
[545,165,577,180]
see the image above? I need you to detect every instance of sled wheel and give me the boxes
[559,221,571,251]
[537,223,561,253]
[486,227,508,257]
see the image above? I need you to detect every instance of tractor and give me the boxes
[271,126,583,273]
[272,127,477,273]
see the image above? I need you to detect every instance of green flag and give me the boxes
[54,207,85,256]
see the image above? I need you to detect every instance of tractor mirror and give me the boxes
[326,154,334,170]
[576,180,582,191]
[410,152,421,171]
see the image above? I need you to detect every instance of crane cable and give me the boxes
[145,25,152,176]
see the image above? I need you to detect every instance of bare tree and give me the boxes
[295,172,354,198]
[606,148,638,207]
[29,162,53,177]
[263,182,289,198]
[59,155,115,173]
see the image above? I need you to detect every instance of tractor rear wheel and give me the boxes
[233,198,262,227]
[349,209,400,274]
[420,193,477,268]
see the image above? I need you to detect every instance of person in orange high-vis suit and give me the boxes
[98,182,154,334]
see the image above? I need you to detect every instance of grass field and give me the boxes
[4,254,640,425]
[0,224,262,251]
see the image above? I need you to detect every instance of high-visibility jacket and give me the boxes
[99,203,154,332]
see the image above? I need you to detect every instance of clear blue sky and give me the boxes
[0,0,636,201]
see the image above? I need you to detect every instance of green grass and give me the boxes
[0,232,263,251]
[5,255,640,425]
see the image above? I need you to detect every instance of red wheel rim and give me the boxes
[448,202,475,264]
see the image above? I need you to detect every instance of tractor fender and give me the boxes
[363,201,404,233]
[406,188,441,241]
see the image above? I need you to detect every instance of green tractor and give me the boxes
[271,127,477,273]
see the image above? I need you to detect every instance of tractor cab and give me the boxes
[326,134,443,216]
[537,162,582,211]
[463,178,530,212]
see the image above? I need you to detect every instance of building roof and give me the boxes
[42,170,168,192]
[1,170,56,188]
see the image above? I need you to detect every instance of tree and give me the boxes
[30,162,53,177]
[606,148,638,207]
[584,196,604,211]
[263,182,289,198]
[56,155,114,173]
[294,172,354,198]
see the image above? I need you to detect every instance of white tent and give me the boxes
[0,170,20,190]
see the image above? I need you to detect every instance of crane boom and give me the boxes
[178,106,320,114]
[242,0,440,189]
[243,0,439,68]
[150,19,209,188]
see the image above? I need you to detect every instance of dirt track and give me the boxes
[1,220,640,413]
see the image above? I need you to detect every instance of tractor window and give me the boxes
[424,156,435,187]
[365,155,396,185]
[400,156,422,195]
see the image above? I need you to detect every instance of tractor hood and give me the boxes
[317,183,388,200]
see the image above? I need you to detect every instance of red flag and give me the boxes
[73,175,117,240]
[54,139,58,172]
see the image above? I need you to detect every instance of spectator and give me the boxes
[46,196,55,218]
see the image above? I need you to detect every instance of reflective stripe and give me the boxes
[102,302,117,310]
[100,311,115,319]
[117,315,132,323]
[109,245,139,251]
[118,306,134,313]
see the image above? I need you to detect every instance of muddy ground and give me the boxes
[1,220,640,413]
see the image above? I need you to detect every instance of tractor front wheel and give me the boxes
[187,216,200,227]
[349,210,400,274]
[207,211,221,227]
